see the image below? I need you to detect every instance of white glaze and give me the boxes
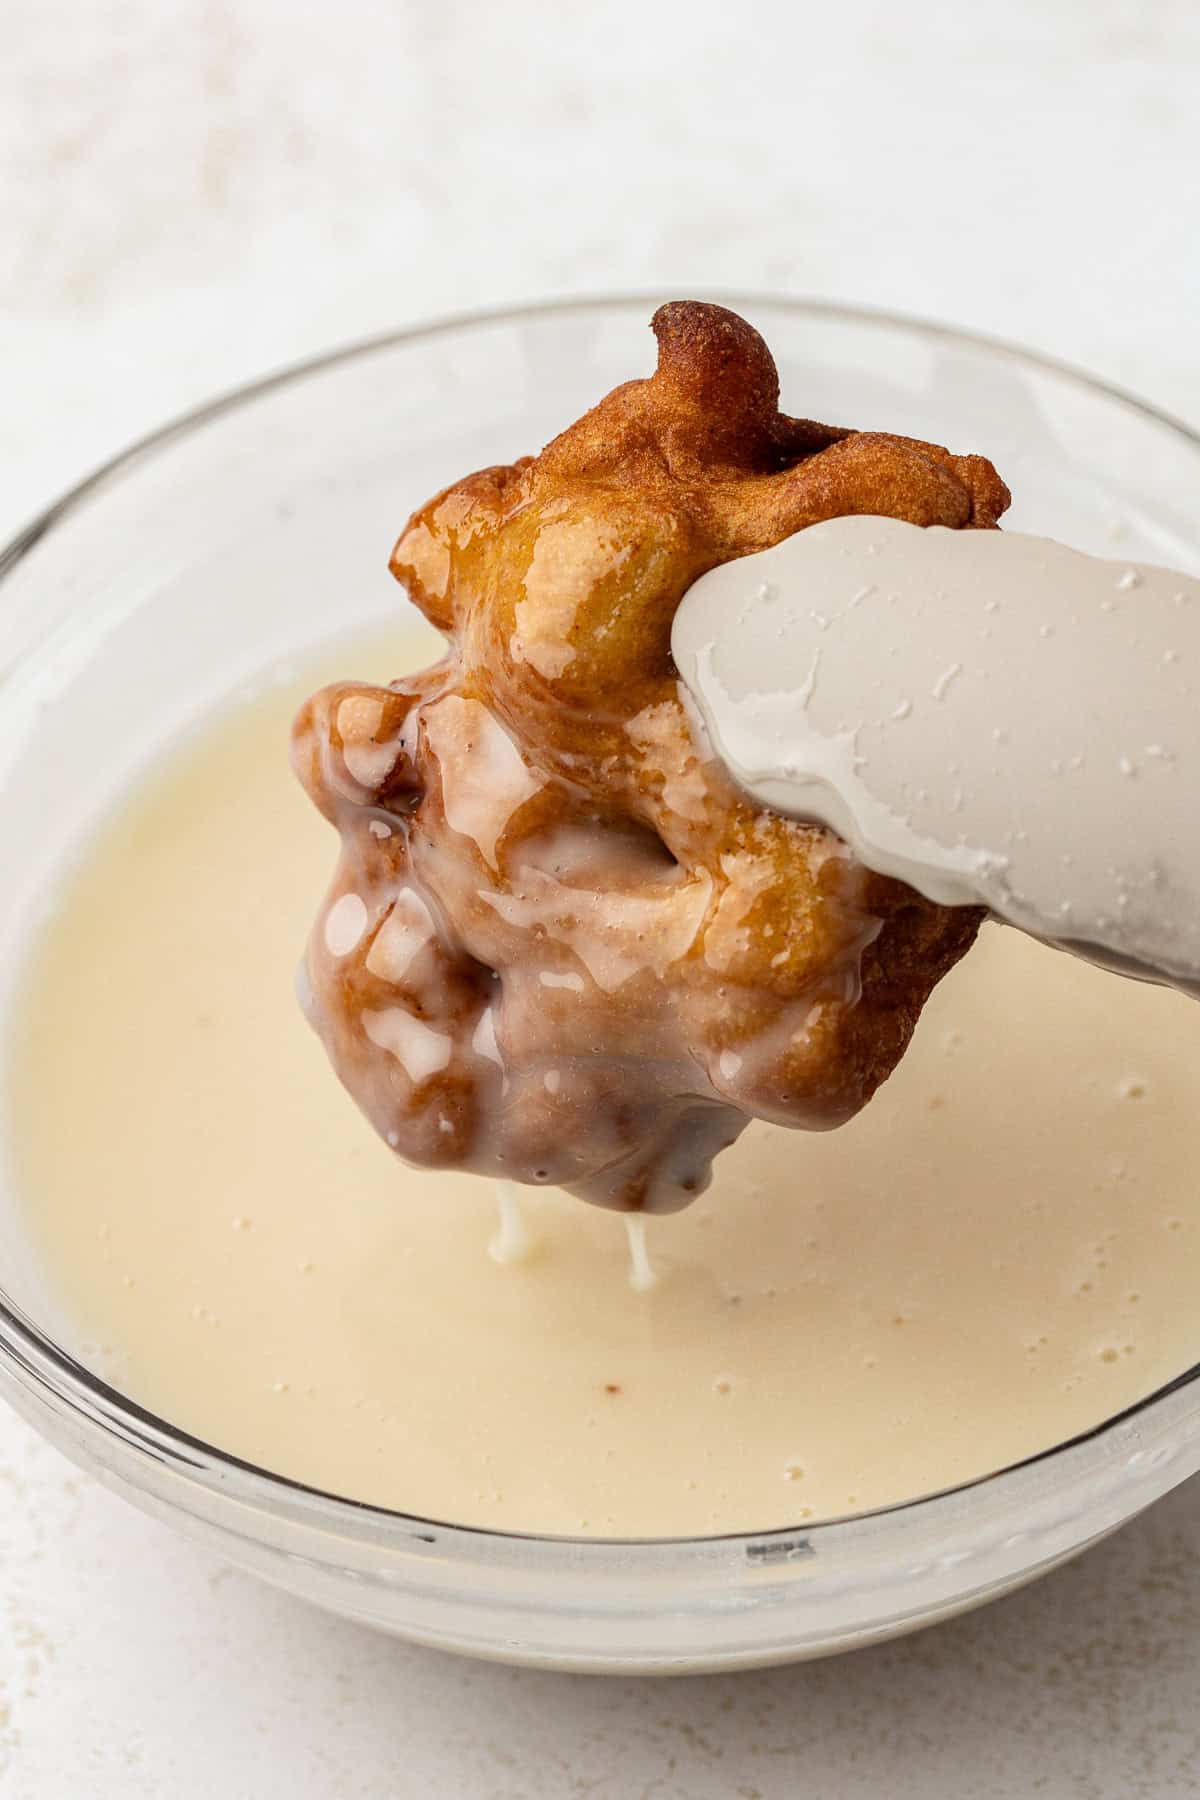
[364,889,435,982]
[422,695,542,869]
[361,1007,452,1082]
[323,892,369,958]
[12,656,1200,1534]
[488,1182,534,1265]
[623,1214,658,1292]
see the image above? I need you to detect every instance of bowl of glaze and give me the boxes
[2,297,1200,1675]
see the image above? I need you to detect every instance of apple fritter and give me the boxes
[293,302,1008,1210]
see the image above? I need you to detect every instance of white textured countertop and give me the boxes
[3,3,1199,1794]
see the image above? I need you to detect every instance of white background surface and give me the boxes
[3,2,1200,1794]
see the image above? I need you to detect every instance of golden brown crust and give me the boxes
[294,302,1003,1210]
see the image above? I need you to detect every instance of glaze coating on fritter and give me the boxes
[293,302,1007,1210]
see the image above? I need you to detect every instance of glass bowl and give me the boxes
[1,296,1199,1676]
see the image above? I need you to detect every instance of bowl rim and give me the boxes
[3,288,1200,1554]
